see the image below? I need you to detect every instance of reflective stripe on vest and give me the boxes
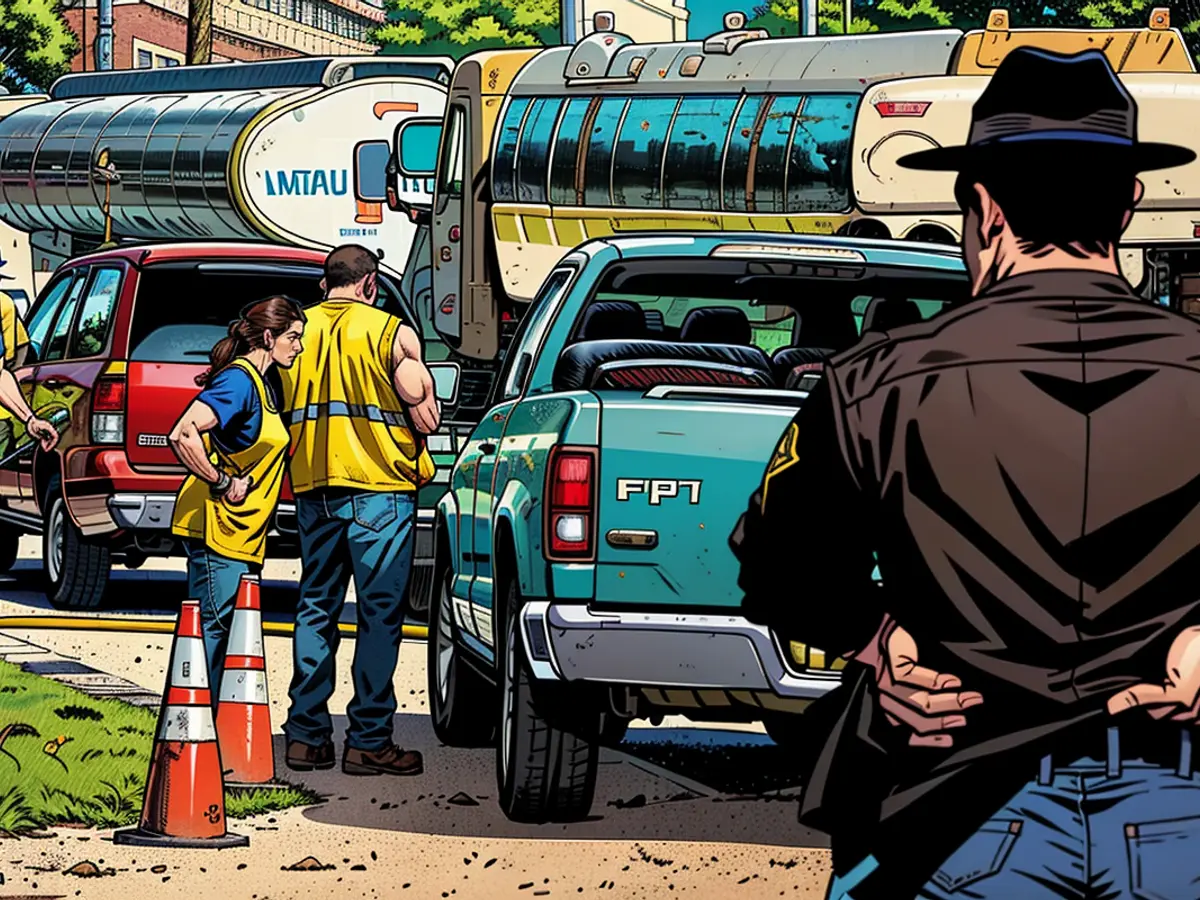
[286,401,408,429]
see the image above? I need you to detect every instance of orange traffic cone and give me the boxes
[114,599,248,848]
[216,575,274,784]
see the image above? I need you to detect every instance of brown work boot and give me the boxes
[342,743,424,777]
[286,739,334,772]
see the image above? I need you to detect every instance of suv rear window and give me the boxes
[129,261,412,363]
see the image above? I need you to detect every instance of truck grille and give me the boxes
[457,370,494,410]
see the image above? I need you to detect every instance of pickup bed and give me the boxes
[429,232,968,823]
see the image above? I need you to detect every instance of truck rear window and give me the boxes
[575,258,966,354]
[554,256,968,392]
[129,262,410,363]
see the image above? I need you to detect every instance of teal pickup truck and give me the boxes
[428,232,968,823]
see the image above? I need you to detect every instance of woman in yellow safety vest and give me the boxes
[169,296,306,694]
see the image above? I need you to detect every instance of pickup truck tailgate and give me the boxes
[594,390,801,609]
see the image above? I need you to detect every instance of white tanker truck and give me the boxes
[0,56,452,318]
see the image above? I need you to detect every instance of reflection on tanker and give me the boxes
[0,90,287,242]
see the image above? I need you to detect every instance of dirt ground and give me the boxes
[0,543,834,898]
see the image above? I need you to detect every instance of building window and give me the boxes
[133,38,185,68]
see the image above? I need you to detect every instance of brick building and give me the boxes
[61,0,385,71]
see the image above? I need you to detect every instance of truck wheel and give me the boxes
[496,581,598,823]
[0,524,21,573]
[428,568,496,748]
[43,478,110,609]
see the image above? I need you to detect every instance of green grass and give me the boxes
[226,784,323,818]
[0,659,321,835]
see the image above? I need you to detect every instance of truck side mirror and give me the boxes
[428,362,460,406]
[395,118,442,178]
[354,140,391,203]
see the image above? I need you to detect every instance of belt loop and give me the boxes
[1106,726,1121,779]
[1038,754,1052,785]
[1179,729,1193,779]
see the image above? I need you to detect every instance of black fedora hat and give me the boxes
[898,46,1195,172]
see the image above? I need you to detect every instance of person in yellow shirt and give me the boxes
[280,245,439,777]
[0,289,57,456]
[169,296,306,693]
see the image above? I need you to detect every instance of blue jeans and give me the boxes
[184,540,253,702]
[828,728,1200,900]
[283,489,415,752]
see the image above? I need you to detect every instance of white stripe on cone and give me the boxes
[218,670,269,705]
[226,610,264,657]
[170,636,209,689]
[158,704,218,742]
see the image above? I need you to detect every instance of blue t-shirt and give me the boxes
[196,366,280,454]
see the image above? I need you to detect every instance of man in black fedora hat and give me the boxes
[730,46,1200,899]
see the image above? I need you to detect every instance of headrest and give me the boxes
[577,301,645,341]
[862,297,923,333]
[680,306,751,345]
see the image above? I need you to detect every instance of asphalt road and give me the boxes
[0,538,834,899]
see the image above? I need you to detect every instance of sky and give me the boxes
[687,0,746,38]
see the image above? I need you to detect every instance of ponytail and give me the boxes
[196,320,253,388]
[195,296,306,388]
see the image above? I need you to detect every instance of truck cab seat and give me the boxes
[553,339,774,392]
[862,296,923,333]
[679,306,752,345]
[576,301,646,341]
[771,346,833,389]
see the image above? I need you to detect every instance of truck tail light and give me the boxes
[545,446,597,560]
[91,375,126,445]
[874,100,931,117]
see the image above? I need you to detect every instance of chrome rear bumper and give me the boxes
[518,601,841,699]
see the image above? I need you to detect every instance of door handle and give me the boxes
[43,378,65,387]
[478,442,497,455]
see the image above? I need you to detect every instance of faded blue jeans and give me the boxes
[283,489,416,752]
[828,727,1200,900]
[184,539,254,705]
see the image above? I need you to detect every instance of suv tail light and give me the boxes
[91,375,126,445]
[544,446,597,560]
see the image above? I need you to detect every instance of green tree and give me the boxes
[0,0,77,92]
[375,0,559,57]
[748,0,1200,62]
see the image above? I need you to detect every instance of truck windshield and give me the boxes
[129,262,411,363]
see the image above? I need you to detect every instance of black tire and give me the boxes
[428,567,497,748]
[0,524,20,573]
[43,477,111,609]
[496,580,598,824]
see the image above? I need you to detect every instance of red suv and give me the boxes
[2,242,424,609]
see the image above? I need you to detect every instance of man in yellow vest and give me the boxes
[281,245,438,777]
[0,289,56,457]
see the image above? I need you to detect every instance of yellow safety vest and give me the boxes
[0,292,29,425]
[172,359,291,565]
[279,300,435,493]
